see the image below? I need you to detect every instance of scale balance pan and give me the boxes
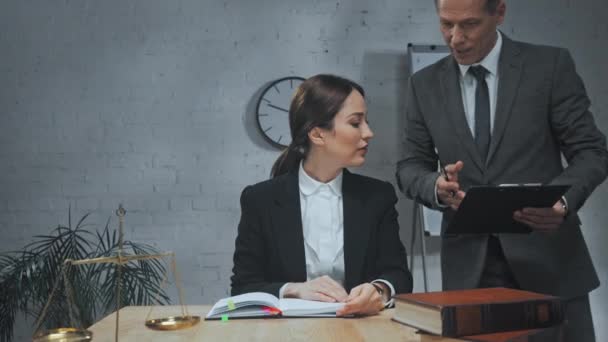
[145,315,201,331]
[32,327,93,342]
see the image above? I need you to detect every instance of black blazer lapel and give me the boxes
[272,171,307,282]
[440,57,485,171]
[487,34,523,166]
[342,170,370,291]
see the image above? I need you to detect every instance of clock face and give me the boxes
[256,76,305,148]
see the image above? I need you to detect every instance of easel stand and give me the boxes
[409,202,429,292]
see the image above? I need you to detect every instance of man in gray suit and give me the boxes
[396,0,608,340]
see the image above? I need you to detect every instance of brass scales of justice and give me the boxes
[31,205,200,341]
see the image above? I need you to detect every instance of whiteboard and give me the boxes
[407,44,450,236]
[408,44,450,74]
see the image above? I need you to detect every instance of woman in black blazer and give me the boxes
[231,74,412,316]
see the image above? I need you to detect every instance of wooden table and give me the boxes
[88,305,423,341]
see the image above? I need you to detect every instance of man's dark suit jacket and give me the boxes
[397,34,608,298]
[231,169,413,297]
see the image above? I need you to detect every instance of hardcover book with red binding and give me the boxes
[392,288,564,337]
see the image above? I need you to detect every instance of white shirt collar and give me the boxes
[458,30,502,77]
[298,161,343,197]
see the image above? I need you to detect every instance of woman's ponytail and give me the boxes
[270,143,304,178]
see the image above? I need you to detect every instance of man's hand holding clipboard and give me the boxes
[513,197,568,233]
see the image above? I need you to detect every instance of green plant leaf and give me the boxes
[0,208,171,341]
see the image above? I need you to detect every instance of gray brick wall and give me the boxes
[1,0,607,340]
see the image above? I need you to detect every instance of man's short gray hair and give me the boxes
[434,0,502,14]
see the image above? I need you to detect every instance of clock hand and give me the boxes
[267,103,289,113]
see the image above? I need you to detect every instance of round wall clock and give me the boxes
[255,76,305,148]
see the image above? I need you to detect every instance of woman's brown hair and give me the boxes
[270,74,365,178]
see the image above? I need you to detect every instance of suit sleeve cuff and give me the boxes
[372,279,395,308]
[434,175,449,208]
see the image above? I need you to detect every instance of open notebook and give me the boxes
[205,292,345,319]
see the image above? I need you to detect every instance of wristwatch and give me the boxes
[559,196,568,216]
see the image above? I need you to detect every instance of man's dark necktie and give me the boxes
[469,65,491,162]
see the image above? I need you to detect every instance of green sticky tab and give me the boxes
[221,314,229,322]
[227,300,235,311]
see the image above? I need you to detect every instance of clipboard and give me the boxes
[445,184,571,234]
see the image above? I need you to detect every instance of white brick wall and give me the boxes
[1,0,607,340]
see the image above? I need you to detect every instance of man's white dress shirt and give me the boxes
[458,30,502,137]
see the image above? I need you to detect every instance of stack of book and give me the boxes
[392,287,564,342]
[417,327,564,342]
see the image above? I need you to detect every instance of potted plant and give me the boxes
[0,208,170,342]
